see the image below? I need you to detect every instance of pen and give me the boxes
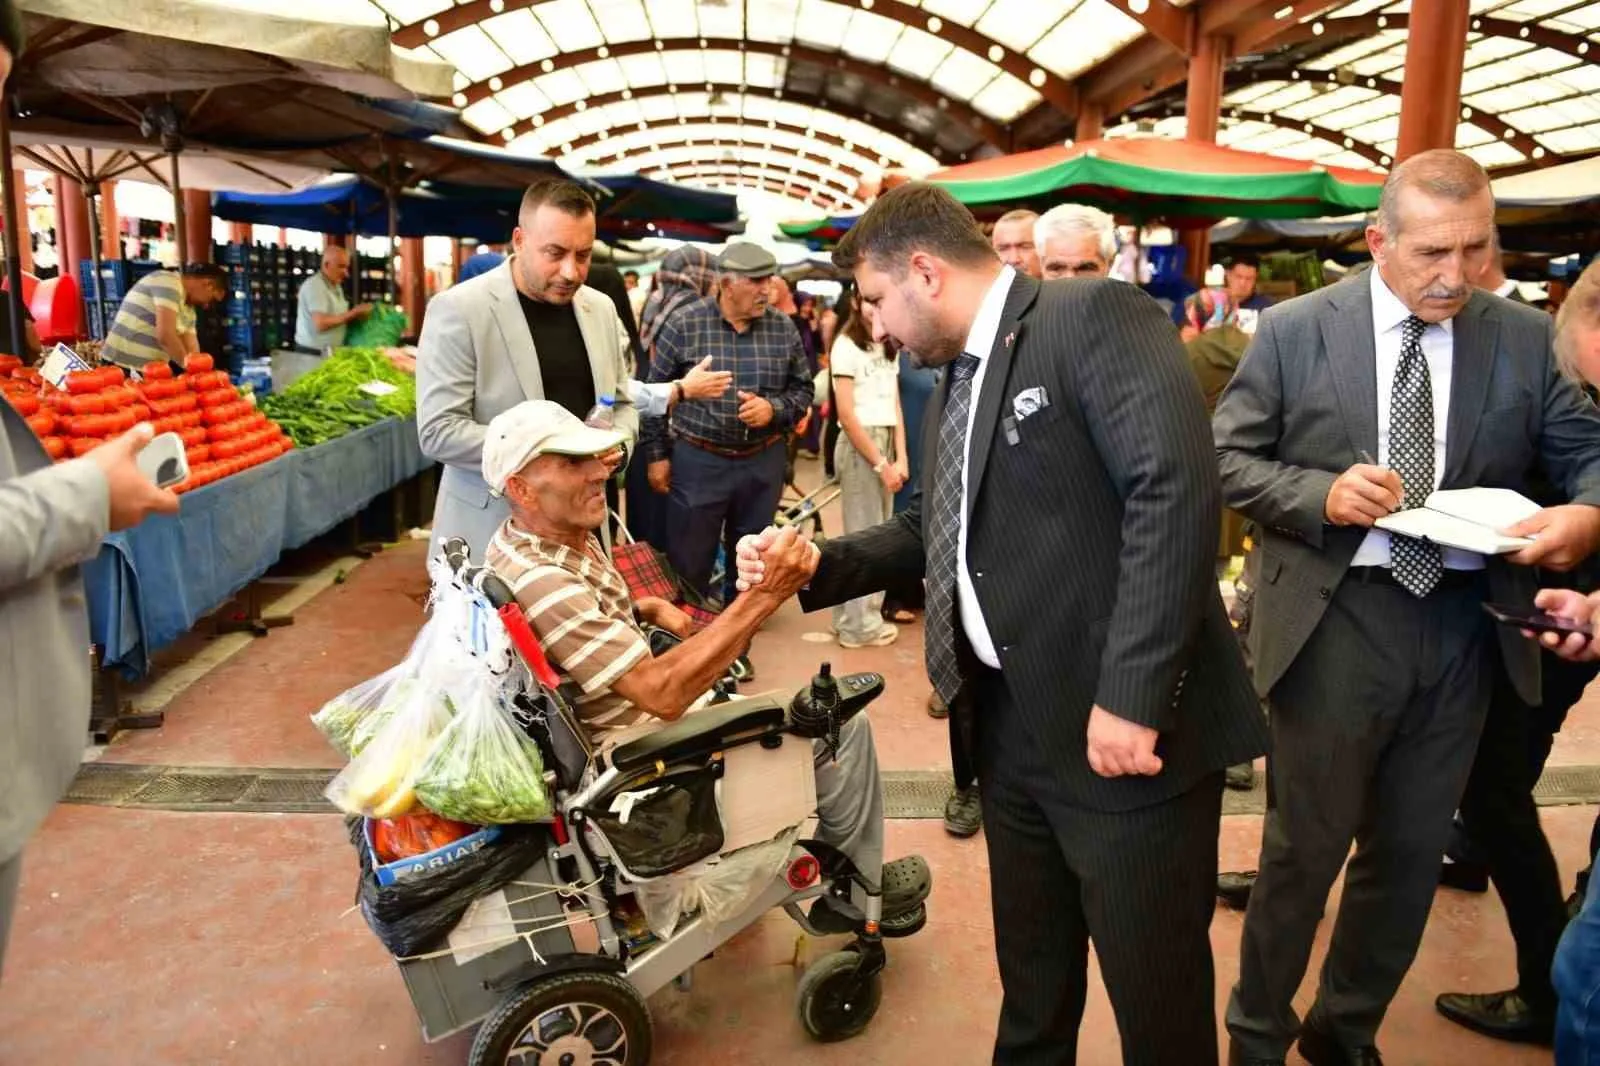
[1358,449,1384,467]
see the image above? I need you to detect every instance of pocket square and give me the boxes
[1012,386,1049,421]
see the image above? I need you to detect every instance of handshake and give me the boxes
[734,525,821,600]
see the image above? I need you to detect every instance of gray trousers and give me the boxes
[813,714,886,906]
[830,428,895,643]
[0,851,20,980]
[1227,575,1493,1056]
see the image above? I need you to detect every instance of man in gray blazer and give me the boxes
[1,406,178,973]
[1215,149,1600,1066]
[417,179,638,560]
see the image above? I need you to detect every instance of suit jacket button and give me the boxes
[974,570,984,579]
[1318,586,1331,599]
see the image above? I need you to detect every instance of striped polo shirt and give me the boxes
[101,271,195,367]
[485,520,651,736]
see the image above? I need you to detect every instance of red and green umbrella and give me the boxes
[928,138,1385,224]
[778,215,857,250]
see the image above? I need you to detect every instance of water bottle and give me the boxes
[585,393,616,429]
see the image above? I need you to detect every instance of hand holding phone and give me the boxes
[1483,601,1593,640]
[135,430,190,489]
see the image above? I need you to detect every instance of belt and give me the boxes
[676,432,784,460]
[1346,566,1487,592]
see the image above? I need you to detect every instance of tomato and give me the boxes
[68,437,104,457]
[180,410,203,428]
[186,444,210,464]
[41,436,67,459]
[98,366,126,389]
[68,393,106,416]
[130,403,151,422]
[26,411,55,436]
[141,361,174,381]
[6,393,40,417]
[185,354,214,374]
[65,371,101,394]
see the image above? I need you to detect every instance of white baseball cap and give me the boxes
[482,400,625,496]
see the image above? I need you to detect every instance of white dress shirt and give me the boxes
[1350,267,1484,570]
[955,265,1015,668]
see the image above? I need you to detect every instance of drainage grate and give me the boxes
[65,764,1600,817]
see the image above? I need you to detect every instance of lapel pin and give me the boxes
[1004,331,1016,349]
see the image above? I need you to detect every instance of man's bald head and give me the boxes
[321,244,352,285]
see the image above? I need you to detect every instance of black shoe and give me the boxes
[1225,762,1255,790]
[1296,1022,1382,1066]
[1435,989,1554,1045]
[1218,870,1257,910]
[926,692,949,719]
[944,785,981,837]
[1226,1045,1285,1066]
[1438,857,1489,893]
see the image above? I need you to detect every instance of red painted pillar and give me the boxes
[450,238,464,284]
[1395,0,1469,161]
[400,236,426,334]
[54,176,90,280]
[276,227,288,249]
[1179,34,1228,285]
[98,182,120,260]
[1075,101,1105,143]
[183,189,212,263]
[10,170,31,274]
[228,222,251,244]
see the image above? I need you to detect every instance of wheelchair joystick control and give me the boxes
[811,662,842,761]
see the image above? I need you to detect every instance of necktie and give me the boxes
[925,353,980,704]
[1389,315,1443,597]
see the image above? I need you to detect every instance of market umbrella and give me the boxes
[777,216,858,251]
[591,175,744,242]
[927,138,1386,224]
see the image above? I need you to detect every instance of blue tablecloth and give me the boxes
[86,417,430,678]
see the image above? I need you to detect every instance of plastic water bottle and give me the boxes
[585,394,616,429]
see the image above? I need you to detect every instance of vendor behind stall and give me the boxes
[100,263,226,369]
[294,246,372,354]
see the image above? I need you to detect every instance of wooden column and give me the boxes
[1179,33,1228,285]
[1075,101,1105,143]
[9,170,31,274]
[54,176,90,281]
[228,222,251,244]
[276,227,288,249]
[1395,0,1469,161]
[98,182,120,260]
[183,189,212,263]
[400,236,426,334]
[450,238,464,283]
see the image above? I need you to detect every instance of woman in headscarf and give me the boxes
[627,245,718,554]
[639,246,716,352]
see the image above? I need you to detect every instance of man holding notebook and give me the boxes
[1214,149,1600,1066]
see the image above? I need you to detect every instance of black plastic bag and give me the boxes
[348,818,550,957]
[579,763,724,880]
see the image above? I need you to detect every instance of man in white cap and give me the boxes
[482,399,932,935]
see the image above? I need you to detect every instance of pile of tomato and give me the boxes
[1,353,295,493]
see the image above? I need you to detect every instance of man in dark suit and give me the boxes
[1214,149,1600,1066]
[738,183,1267,1065]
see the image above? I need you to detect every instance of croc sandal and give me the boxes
[880,855,932,912]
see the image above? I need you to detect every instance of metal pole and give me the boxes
[170,151,187,267]
[387,186,399,304]
[83,183,107,337]
[0,95,27,358]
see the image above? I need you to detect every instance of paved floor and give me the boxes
[3,492,1599,1064]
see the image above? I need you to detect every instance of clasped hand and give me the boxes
[735,525,819,597]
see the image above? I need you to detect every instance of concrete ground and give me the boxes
[2,475,1595,1065]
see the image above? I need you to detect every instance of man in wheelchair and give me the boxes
[480,400,932,936]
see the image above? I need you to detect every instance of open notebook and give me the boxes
[1375,487,1541,555]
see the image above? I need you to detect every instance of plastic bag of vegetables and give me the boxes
[325,675,455,819]
[413,674,552,824]
[311,661,410,758]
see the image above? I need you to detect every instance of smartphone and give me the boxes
[1482,602,1593,639]
[135,430,190,489]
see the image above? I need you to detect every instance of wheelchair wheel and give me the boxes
[796,950,883,1043]
[468,970,652,1066]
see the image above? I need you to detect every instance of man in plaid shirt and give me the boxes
[642,243,814,602]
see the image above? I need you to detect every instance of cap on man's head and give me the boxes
[482,400,625,496]
[718,242,778,278]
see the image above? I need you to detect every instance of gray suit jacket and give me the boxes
[1214,274,1600,705]
[417,259,639,559]
[0,402,110,862]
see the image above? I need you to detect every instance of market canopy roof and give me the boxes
[777,216,858,251]
[927,138,1387,222]
[364,0,1600,216]
[587,174,744,241]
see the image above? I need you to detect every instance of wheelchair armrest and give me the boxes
[607,695,787,775]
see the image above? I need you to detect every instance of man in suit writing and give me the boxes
[1214,149,1600,1066]
[738,183,1267,1065]
[417,179,638,560]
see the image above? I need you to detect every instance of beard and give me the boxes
[895,282,966,366]
[518,257,578,304]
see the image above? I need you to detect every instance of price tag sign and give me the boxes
[358,380,399,397]
[39,343,91,389]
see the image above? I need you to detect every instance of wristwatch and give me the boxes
[672,382,685,404]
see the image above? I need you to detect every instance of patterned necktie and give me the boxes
[1389,314,1443,597]
[925,354,980,704]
